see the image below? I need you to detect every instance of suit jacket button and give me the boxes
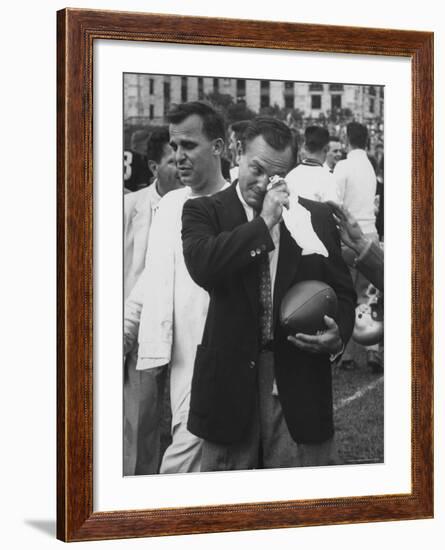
[250,250,256,257]
[256,248,261,254]
[249,360,256,368]
[261,244,266,251]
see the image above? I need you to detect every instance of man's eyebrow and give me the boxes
[171,138,196,146]
[249,158,264,169]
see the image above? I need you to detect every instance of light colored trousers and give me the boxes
[159,417,202,474]
[123,353,167,475]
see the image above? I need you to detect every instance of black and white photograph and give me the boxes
[122,73,385,477]
[1,0,439,545]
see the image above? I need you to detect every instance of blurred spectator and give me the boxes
[124,127,183,298]
[227,120,250,182]
[374,142,384,182]
[286,126,338,202]
[123,126,182,476]
[324,136,343,173]
[373,142,384,239]
[334,122,381,372]
[334,122,377,235]
[124,129,153,192]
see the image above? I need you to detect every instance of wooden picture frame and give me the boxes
[57,8,433,542]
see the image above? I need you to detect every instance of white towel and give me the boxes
[282,191,329,257]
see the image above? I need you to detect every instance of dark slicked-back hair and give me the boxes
[167,101,226,142]
[230,120,250,141]
[304,126,330,154]
[242,116,296,166]
[347,122,368,149]
[146,126,170,163]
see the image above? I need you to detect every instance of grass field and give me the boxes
[332,342,384,465]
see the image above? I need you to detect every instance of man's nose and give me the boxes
[256,173,269,191]
[175,146,186,163]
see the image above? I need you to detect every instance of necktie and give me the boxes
[259,252,273,346]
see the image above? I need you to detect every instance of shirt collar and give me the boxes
[133,181,161,215]
[301,158,324,167]
[149,179,162,211]
[152,179,162,199]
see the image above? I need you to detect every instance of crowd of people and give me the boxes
[123,101,384,476]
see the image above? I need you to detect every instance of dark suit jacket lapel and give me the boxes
[273,221,302,325]
[214,184,259,317]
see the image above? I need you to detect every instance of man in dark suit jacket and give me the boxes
[182,117,356,471]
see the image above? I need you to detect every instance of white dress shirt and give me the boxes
[235,183,280,303]
[334,149,377,234]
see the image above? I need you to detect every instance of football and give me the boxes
[279,280,338,335]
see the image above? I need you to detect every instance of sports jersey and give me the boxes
[123,149,152,191]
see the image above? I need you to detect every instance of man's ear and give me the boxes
[212,138,225,156]
[148,160,158,178]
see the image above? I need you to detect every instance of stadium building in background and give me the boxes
[124,74,384,126]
